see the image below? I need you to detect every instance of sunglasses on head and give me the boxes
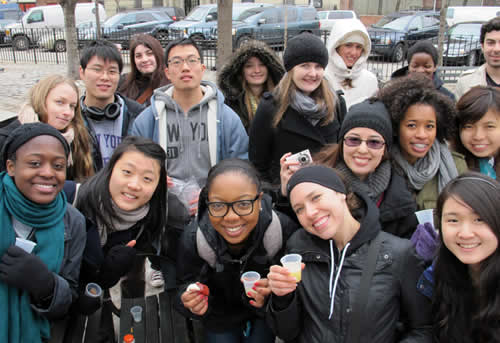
[343,136,385,150]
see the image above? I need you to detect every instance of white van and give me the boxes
[6,3,106,50]
[446,6,500,26]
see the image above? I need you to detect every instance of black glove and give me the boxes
[76,291,102,315]
[98,245,136,289]
[0,246,55,302]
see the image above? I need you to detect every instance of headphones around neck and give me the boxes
[81,96,121,121]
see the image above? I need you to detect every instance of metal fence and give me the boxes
[0,26,482,83]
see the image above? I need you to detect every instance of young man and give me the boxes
[456,17,500,99]
[79,40,145,170]
[132,38,248,288]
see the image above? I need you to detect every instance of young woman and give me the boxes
[218,39,285,132]
[454,86,500,179]
[391,40,455,101]
[118,34,169,106]
[0,75,94,181]
[75,136,167,298]
[431,172,500,342]
[305,99,417,238]
[176,158,298,343]
[378,74,467,210]
[249,32,343,187]
[0,123,86,342]
[324,18,379,109]
[267,165,431,343]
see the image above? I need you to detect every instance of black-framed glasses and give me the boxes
[207,194,260,217]
[167,56,201,68]
[343,136,385,150]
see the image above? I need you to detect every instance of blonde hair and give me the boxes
[271,70,336,128]
[28,74,94,181]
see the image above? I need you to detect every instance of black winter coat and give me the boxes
[391,66,456,102]
[175,194,299,332]
[81,94,144,171]
[249,93,341,185]
[378,170,418,239]
[267,191,431,343]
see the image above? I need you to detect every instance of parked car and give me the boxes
[162,6,185,21]
[168,3,271,42]
[38,20,105,52]
[5,3,106,51]
[431,21,485,66]
[318,10,357,31]
[446,6,500,26]
[230,5,321,49]
[83,8,175,49]
[368,10,440,62]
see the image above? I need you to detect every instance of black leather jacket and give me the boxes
[267,191,432,343]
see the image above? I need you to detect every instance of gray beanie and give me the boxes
[338,100,393,149]
[283,33,329,72]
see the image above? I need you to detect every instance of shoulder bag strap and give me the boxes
[348,232,384,343]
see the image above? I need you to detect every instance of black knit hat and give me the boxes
[1,122,70,168]
[338,99,393,149]
[283,33,329,72]
[287,165,346,197]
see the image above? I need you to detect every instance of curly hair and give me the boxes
[377,74,457,143]
[433,172,500,342]
[454,86,500,174]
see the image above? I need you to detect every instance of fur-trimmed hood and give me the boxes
[217,40,285,101]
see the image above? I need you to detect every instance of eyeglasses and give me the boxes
[86,66,120,77]
[343,136,385,150]
[207,194,260,217]
[167,56,201,68]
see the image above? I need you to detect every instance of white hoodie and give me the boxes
[325,19,379,109]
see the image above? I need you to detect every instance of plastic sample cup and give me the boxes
[241,271,261,297]
[85,283,102,298]
[281,254,302,282]
[130,305,143,323]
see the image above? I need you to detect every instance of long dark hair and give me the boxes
[454,86,500,175]
[433,171,500,342]
[119,34,168,100]
[76,136,167,240]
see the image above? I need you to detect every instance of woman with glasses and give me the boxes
[303,99,417,238]
[176,158,298,343]
[378,74,467,210]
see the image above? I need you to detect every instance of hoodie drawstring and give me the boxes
[198,103,203,158]
[328,240,350,320]
[174,105,183,153]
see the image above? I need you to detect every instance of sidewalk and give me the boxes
[0,62,217,121]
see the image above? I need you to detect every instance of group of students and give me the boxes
[0,16,499,343]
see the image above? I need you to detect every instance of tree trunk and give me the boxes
[437,0,448,67]
[378,0,383,15]
[395,0,401,11]
[216,0,232,72]
[462,0,468,5]
[60,0,79,79]
[95,0,101,39]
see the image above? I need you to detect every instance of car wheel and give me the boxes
[13,35,29,51]
[54,40,66,52]
[155,30,169,42]
[391,43,405,62]
[466,51,477,67]
[237,35,251,49]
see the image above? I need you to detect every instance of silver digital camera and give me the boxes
[286,149,312,166]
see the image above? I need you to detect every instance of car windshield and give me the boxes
[103,14,126,27]
[373,15,412,30]
[450,23,481,38]
[185,7,210,21]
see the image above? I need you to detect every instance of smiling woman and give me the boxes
[0,123,86,342]
[176,158,298,343]
[0,74,94,182]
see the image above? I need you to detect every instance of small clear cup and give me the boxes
[280,254,302,282]
[130,305,143,323]
[241,271,261,297]
[85,283,102,298]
